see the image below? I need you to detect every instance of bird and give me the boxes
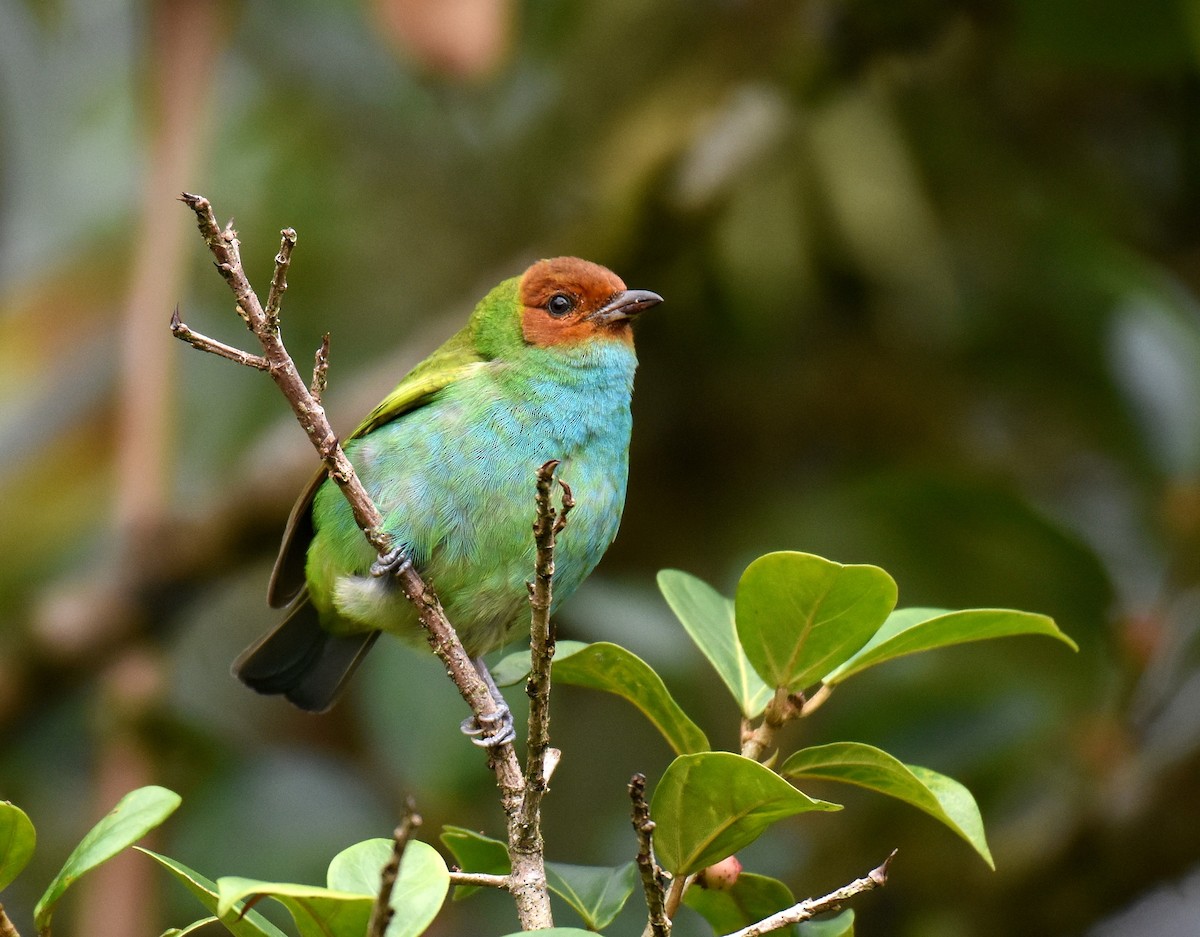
[233,256,662,736]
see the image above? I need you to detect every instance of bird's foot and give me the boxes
[461,656,516,748]
[370,545,413,579]
[460,703,516,748]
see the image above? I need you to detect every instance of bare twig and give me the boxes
[448,871,511,889]
[310,334,330,405]
[505,459,571,927]
[367,800,422,937]
[177,194,552,930]
[629,773,670,937]
[0,903,21,937]
[171,307,269,370]
[663,872,691,921]
[799,683,832,718]
[264,227,296,329]
[718,851,896,937]
[519,461,569,826]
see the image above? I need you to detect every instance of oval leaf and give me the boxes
[799,909,856,937]
[35,785,182,933]
[651,752,840,876]
[491,641,590,687]
[327,839,449,937]
[138,849,288,937]
[781,742,993,868]
[439,826,509,899]
[683,871,798,936]
[736,552,896,692]
[545,861,637,931]
[824,607,1078,685]
[217,878,373,937]
[495,642,709,755]
[0,801,36,891]
[658,569,773,718]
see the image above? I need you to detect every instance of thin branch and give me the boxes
[718,851,896,937]
[629,773,670,937]
[367,800,422,937]
[310,333,330,405]
[177,193,390,553]
[177,193,550,929]
[449,871,511,890]
[519,461,569,828]
[264,228,296,329]
[0,904,21,937]
[170,306,269,370]
[799,683,833,717]
[504,459,571,929]
[663,872,691,921]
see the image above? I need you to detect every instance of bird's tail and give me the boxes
[233,597,380,713]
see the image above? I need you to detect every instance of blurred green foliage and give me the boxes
[2,0,1200,934]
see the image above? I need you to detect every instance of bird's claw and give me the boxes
[460,704,516,749]
[371,546,413,579]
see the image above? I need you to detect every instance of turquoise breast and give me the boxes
[306,340,637,655]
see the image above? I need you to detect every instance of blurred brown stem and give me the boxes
[0,904,20,937]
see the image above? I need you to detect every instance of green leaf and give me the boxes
[491,641,590,687]
[439,827,508,899]
[545,862,637,931]
[781,742,993,868]
[0,801,36,891]
[683,871,798,936]
[736,552,896,692]
[824,607,1078,685]
[159,917,220,937]
[799,909,855,937]
[35,786,182,934]
[326,839,448,937]
[494,641,710,756]
[651,752,840,875]
[658,569,773,718]
[137,849,289,937]
[217,878,374,937]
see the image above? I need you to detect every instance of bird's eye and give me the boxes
[547,293,575,317]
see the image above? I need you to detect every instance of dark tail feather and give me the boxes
[233,598,380,713]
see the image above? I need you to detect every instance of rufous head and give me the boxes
[519,257,662,347]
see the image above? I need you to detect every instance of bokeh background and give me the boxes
[3,0,1200,935]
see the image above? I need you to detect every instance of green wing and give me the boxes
[267,327,486,607]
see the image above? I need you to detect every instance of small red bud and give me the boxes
[699,855,742,891]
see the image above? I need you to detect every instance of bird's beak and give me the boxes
[589,289,664,324]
